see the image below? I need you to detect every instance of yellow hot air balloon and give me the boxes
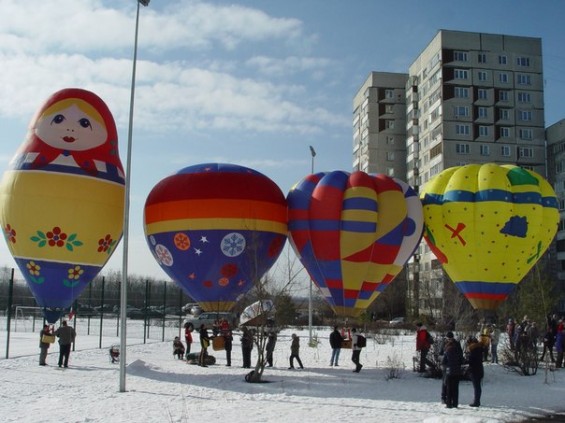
[420,163,558,310]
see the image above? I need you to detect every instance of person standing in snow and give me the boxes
[288,333,304,369]
[184,322,193,360]
[39,324,53,366]
[199,324,210,367]
[466,336,484,407]
[265,320,278,367]
[329,325,344,367]
[351,327,363,373]
[489,324,500,364]
[240,326,254,369]
[54,320,76,368]
[416,322,433,373]
[442,337,463,409]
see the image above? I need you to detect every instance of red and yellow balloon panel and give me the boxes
[287,171,423,318]
[144,163,287,312]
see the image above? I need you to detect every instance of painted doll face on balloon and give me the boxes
[35,100,108,151]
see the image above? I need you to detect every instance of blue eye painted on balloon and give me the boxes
[78,118,92,129]
[51,114,65,124]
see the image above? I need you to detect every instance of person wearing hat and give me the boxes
[466,336,484,407]
[39,324,53,366]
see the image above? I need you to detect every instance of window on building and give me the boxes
[478,53,487,64]
[386,151,395,161]
[499,109,510,120]
[454,106,469,117]
[480,145,490,156]
[386,104,394,113]
[501,145,511,157]
[385,89,394,99]
[430,143,442,159]
[386,167,395,176]
[498,55,507,65]
[454,69,469,79]
[518,92,532,103]
[386,120,395,129]
[519,147,534,158]
[498,90,510,101]
[455,87,470,98]
[455,124,471,135]
[500,127,510,138]
[517,74,532,85]
[456,143,470,154]
[520,110,532,121]
[498,72,509,83]
[478,71,488,81]
[516,57,531,67]
[519,128,533,140]
[454,51,468,61]
[478,89,488,100]
[478,107,488,118]
[479,126,489,137]
[386,136,395,145]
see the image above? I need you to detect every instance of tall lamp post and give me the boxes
[120,0,149,393]
[308,146,316,345]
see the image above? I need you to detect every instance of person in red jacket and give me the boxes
[416,322,433,373]
[184,322,193,361]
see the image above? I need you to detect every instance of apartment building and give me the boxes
[353,30,548,316]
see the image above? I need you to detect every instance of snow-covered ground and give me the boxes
[0,320,564,423]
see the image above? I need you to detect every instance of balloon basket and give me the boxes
[341,339,352,349]
[212,336,225,351]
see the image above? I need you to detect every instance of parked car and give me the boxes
[184,312,237,329]
[389,317,405,325]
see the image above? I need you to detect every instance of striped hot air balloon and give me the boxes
[287,170,423,317]
[420,163,559,310]
[143,163,287,312]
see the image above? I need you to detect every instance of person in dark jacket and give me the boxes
[220,319,233,367]
[466,336,484,407]
[198,324,210,367]
[442,337,463,408]
[329,326,344,367]
[54,320,76,368]
[440,332,462,404]
[39,324,53,366]
[240,326,254,369]
[265,320,277,367]
[288,333,304,369]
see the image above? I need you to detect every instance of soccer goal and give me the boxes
[14,306,45,332]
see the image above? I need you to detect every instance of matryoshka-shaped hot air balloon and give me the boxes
[287,170,423,317]
[420,163,559,310]
[143,163,287,312]
[0,88,125,323]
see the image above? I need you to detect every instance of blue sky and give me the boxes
[0,0,564,284]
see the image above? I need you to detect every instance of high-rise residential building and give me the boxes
[353,30,548,316]
[547,119,565,311]
[352,72,408,177]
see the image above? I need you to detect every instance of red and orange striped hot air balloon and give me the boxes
[143,163,287,312]
[287,170,423,317]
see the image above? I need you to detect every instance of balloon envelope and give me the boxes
[420,163,559,310]
[287,171,423,317]
[0,88,125,323]
[144,163,287,312]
